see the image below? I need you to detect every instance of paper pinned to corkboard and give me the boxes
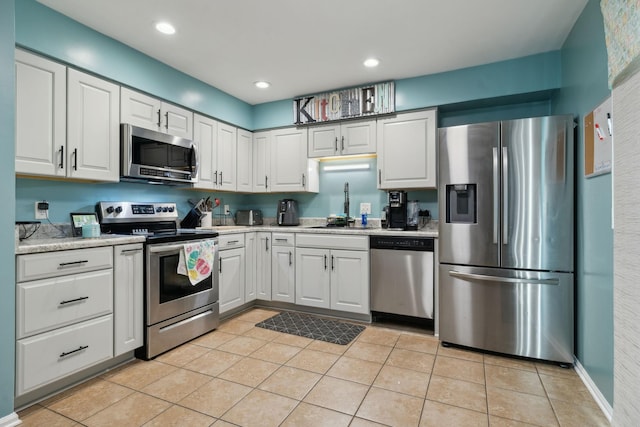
[584,96,612,177]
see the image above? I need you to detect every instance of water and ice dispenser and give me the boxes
[445,184,477,223]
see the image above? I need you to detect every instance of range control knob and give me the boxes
[105,206,114,214]
[115,206,123,214]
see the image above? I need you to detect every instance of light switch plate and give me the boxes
[35,201,48,219]
[360,203,371,215]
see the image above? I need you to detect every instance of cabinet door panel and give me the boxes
[193,114,217,189]
[245,233,257,302]
[163,103,193,139]
[120,87,161,131]
[342,120,376,155]
[257,233,272,300]
[253,132,271,192]
[219,248,245,313]
[330,250,369,314]
[67,69,120,182]
[272,247,295,303]
[308,125,339,158]
[296,248,330,308]
[270,129,307,192]
[237,129,253,192]
[15,49,66,177]
[377,109,437,189]
[218,123,237,191]
[114,244,143,356]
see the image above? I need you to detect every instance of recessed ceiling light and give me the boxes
[254,81,271,89]
[364,58,380,68]
[155,22,176,35]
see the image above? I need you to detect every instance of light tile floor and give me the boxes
[18,308,610,426]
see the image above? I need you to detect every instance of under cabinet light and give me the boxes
[323,164,371,172]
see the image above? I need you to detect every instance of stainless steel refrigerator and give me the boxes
[438,115,574,364]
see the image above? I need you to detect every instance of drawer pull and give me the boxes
[275,238,288,242]
[59,345,89,359]
[120,248,142,254]
[59,296,89,305]
[58,260,89,269]
[227,240,239,245]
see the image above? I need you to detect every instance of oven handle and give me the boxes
[148,241,217,254]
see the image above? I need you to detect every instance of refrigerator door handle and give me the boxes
[448,270,559,286]
[492,147,499,244]
[502,146,509,245]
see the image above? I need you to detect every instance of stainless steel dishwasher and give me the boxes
[370,235,435,320]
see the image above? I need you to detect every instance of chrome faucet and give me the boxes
[344,182,350,218]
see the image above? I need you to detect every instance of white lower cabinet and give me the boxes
[295,234,369,314]
[256,232,272,300]
[113,244,143,356]
[271,233,295,303]
[15,247,115,396]
[245,232,257,302]
[16,315,113,396]
[219,234,246,314]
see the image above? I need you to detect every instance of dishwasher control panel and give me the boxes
[370,236,434,251]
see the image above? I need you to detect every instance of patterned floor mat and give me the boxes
[255,311,365,345]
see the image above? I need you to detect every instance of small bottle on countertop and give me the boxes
[361,213,368,228]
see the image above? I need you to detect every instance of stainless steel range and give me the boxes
[97,201,220,359]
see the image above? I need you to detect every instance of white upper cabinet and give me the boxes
[252,131,271,193]
[15,49,67,177]
[15,49,119,182]
[217,122,237,192]
[308,119,376,158]
[270,127,319,193]
[67,69,120,182]
[376,109,437,189]
[193,114,217,190]
[120,87,193,139]
[236,129,253,193]
[192,114,237,191]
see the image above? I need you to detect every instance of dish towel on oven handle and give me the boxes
[177,240,216,285]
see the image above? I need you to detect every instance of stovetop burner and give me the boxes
[97,201,218,243]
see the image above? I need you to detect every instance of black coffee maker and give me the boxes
[387,190,407,229]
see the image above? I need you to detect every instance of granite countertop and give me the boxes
[16,234,146,255]
[16,219,438,255]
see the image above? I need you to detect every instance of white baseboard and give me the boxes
[0,412,21,427]
[574,358,613,422]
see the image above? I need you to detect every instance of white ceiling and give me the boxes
[37,0,588,105]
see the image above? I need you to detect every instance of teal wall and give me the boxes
[0,0,15,418]
[553,0,613,404]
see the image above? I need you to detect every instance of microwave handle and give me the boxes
[191,143,199,180]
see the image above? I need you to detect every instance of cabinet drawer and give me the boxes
[296,234,368,251]
[16,315,113,396]
[17,269,113,339]
[16,247,113,282]
[218,234,245,250]
[272,233,295,246]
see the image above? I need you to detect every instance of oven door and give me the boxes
[146,238,218,325]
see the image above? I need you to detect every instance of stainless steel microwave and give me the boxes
[120,123,199,185]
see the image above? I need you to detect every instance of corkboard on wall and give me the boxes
[584,96,612,177]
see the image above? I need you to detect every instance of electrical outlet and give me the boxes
[35,201,48,220]
[360,203,371,215]
[224,204,230,215]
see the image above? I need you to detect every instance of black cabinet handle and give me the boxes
[324,254,327,270]
[58,260,89,269]
[59,296,89,305]
[219,258,222,273]
[60,345,88,358]
[73,148,78,171]
[265,175,268,189]
[164,111,169,130]
[341,136,345,151]
[331,255,335,270]
[157,109,162,127]
[59,145,64,169]
[302,173,306,187]
[289,251,292,266]
[265,237,269,251]
[334,137,338,152]
[378,169,382,185]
